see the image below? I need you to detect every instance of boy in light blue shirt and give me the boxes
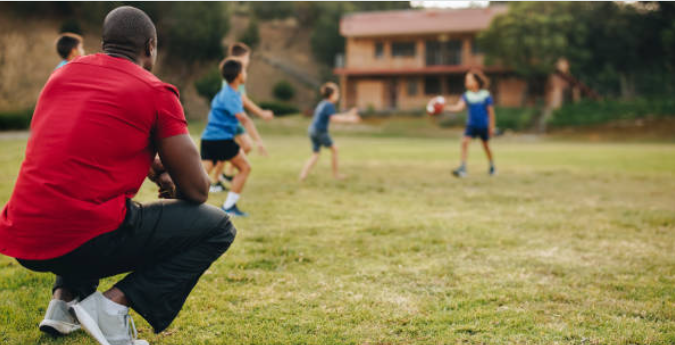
[201,58,265,217]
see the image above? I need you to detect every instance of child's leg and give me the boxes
[481,140,493,163]
[228,150,251,194]
[225,134,253,177]
[460,136,471,168]
[300,152,320,181]
[213,161,225,180]
[330,145,344,179]
[202,160,215,176]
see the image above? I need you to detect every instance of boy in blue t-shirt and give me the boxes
[446,71,497,177]
[55,33,85,69]
[299,82,361,181]
[201,58,265,217]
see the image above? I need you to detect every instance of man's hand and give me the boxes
[257,141,269,156]
[156,172,177,199]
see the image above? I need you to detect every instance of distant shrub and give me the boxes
[273,80,295,101]
[548,98,675,127]
[59,19,83,35]
[195,68,222,102]
[438,106,537,131]
[239,16,260,49]
[259,101,299,116]
[164,2,229,62]
[250,2,295,20]
[0,108,33,131]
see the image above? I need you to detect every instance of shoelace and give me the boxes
[124,314,139,340]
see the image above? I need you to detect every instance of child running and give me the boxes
[211,42,273,192]
[299,82,361,181]
[201,58,264,217]
[445,70,496,177]
[55,33,85,69]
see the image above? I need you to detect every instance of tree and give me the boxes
[239,15,260,49]
[273,80,295,101]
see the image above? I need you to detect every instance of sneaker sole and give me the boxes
[39,319,80,337]
[70,304,111,345]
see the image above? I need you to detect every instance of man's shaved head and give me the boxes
[102,6,157,70]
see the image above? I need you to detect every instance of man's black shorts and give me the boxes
[200,139,240,163]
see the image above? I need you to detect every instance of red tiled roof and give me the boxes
[341,6,508,37]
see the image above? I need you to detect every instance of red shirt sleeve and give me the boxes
[154,84,188,140]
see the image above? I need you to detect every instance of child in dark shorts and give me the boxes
[299,82,361,181]
[200,58,264,217]
[445,70,497,178]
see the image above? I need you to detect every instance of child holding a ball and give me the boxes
[445,70,496,177]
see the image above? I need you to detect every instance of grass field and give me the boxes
[1,117,674,344]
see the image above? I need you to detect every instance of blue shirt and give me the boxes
[462,90,493,128]
[201,84,244,140]
[221,80,247,96]
[309,100,336,132]
[55,60,68,70]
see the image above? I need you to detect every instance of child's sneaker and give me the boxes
[489,166,497,176]
[452,167,467,178]
[222,204,248,218]
[209,181,227,193]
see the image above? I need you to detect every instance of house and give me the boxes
[333,6,529,112]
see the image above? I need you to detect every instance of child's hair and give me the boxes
[220,58,243,83]
[229,42,251,57]
[469,69,490,89]
[320,82,338,99]
[56,33,83,59]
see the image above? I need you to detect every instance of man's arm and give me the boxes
[235,112,268,156]
[242,94,274,121]
[445,99,466,113]
[488,105,496,137]
[156,134,210,203]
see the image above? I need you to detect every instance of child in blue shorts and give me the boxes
[446,70,496,177]
[299,82,361,181]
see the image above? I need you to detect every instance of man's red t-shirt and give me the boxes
[0,53,188,260]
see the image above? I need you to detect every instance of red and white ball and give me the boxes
[426,96,446,116]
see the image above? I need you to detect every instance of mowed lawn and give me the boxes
[1,117,674,344]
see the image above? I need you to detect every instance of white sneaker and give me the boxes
[70,292,148,345]
[39,299,81,336]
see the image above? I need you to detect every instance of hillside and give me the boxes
[0,12,322,119]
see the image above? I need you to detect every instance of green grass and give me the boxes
[1,117,675,344]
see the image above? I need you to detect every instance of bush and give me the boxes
[239,16,260,49]
[195,68,222,102]
[258,101,299,116]
[548,98,675,127]
[0,109,33,131]
[438,107,537,131]
[273,80,295,101]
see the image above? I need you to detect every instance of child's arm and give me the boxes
[242,94,274,121]
[330,107,361,124]
[445,99,466,113]
[488,105,496,137]
[235,112,268,156]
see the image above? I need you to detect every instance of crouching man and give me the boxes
[0,6,236,345]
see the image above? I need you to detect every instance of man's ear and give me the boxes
[145,37,156,57]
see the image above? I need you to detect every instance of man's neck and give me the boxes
[104,48,141,66]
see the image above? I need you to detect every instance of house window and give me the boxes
[407,79,418,96]
[375,42,384,59]
[424,77,441,95]
[472,39,481,55]
[426,40,462,66]
[446,74,465,94]
[392,42,416,57]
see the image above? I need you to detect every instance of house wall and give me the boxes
[345,33,485,70]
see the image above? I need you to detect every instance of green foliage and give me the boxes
[0,108,33,130]
[479,2,675,97]
[194,68,222,102]
[250,1,295,20]
[272,80,295,101]
[549,98,675,127]
[164,2,229,62]
[59,19,83,35]
[239,15,260,49]
[258,101,299,116]
[438,107,537,131]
